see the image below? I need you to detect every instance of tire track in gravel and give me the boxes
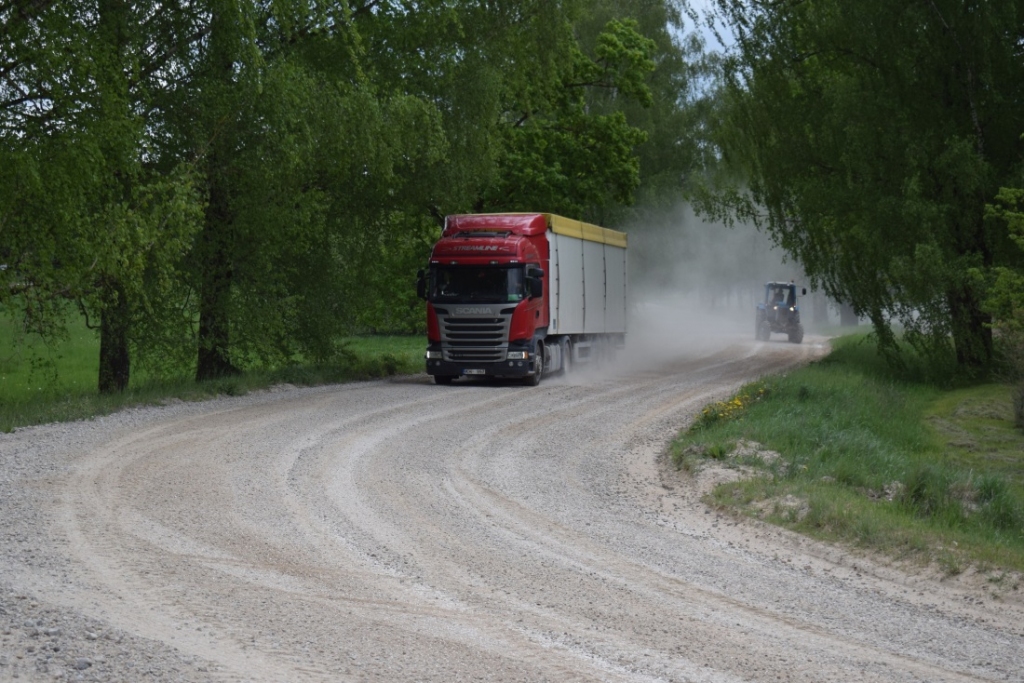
[2,333,1021,682]
[330,338,1009,683]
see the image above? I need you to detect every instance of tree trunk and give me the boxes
[839,302,859,327]
[947,283,993,369]
[196,177,237,380]
[195,2,241,382]
[95,0,132,395]
[98,280,130,393]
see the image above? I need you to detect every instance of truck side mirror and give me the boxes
[416,269,427,300]
[526,266,544,298]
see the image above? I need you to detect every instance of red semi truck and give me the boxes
[416,213,627,385]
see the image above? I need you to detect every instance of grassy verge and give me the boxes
[670,335,1024,578]
[1,317,425,433]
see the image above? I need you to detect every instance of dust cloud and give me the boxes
[620,204,804,372]
[551,204,827,383]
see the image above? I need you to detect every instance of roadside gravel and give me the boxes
[1,327,1022,682]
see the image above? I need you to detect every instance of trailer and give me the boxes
[416,213,627,385]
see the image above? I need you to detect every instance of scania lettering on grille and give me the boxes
[455,307,493,315]
[452,245,501,251]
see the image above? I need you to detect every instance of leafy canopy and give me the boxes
[695,0,1024,371]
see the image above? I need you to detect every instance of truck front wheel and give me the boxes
[434,375,456,385]
[523,345,543,386]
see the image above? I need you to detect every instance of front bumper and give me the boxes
[425,341,537,378]
[425,358,534,378]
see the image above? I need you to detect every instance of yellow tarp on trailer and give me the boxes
[545,214,628,249]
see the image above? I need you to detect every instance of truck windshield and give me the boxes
[429,266,526,304]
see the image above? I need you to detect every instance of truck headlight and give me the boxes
[425,351,443,359]
[506,351,529,360]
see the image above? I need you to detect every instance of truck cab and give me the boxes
[418,215,550,385]
[418,213,627,386]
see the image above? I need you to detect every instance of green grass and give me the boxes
[1,316,100,399]
[671,334,1024,577]
[0,315,426,433]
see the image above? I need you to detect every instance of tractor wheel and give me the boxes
[434,375,456,385]
[560,338,572,376]
[788,324,804,344]
[758,320,772,341]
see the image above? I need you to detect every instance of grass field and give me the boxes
[671,335,1024,577]
[0,314,425,432]
[0,315,100,399]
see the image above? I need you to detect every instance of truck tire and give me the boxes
[523,344,543,386]
[560,338,572,376]
[434,375,456,385]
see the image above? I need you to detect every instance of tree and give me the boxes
[576,0,719,226]
[694,0,1024,371]
[341,0,665,333]
[0,0,204,392]
[984,186,1024,428]
[474,15,657,218]
[173,1,452,376]
[1,0,695,386]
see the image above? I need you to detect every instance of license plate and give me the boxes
[463,369,486,375]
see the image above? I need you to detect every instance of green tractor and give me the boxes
[756,281,806,343]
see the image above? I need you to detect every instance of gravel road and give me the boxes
[1,322,1022,683]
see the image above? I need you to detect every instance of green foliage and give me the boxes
[697,0,1024,372]
[671,335,1024,571]
[2,1,209,390]
[1,0,698,390]
[984,185,1024,428]
[579,0,720,225]
[476,17,655,217]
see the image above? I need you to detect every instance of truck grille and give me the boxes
[434,309,514,363]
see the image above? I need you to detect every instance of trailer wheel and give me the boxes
[434,375,455,385]
[560,339,572,376]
